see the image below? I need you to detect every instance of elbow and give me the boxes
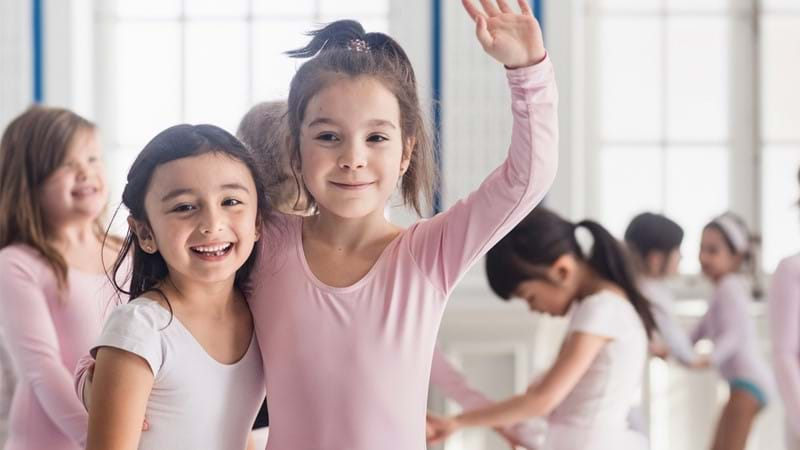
[522,385,559,417]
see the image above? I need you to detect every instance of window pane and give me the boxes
[599,146,663,238]
[185,0,248,18]
[252,20,316,102]
[762,146,800,272]
[666,17,728,141]
[319,0,389,16]
[761,17,800,141]
[113,23,182,147]
[252,0,316,16]
[666,0,728,12]
[762,0,800,11]
[185,22,249,133]
[111,0,181,19]
[664,147,729,273]
[319,17,389,33]
[596,0,661,11]
[599,17,662,141]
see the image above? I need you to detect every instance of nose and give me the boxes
[338,143,367,170]
[199,206,224,235]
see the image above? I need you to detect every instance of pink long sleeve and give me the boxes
[0,245,115,450]
[408,57,558,296]
[769,255,800,436]
[431,348,495,410]
[249,58,558,450]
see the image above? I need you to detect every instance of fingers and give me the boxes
[517,0,533,15]
[462,0,484,21]
[474,15,493,49]
[496,0,514,13]
[479,0,502,16]
[142,419,149,431]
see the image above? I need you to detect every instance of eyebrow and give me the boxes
[160,183,251,202]
[306,117,397,130]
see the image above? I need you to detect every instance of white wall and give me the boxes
[0,0,32,128]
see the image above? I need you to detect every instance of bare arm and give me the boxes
[85,347,153,450]
[428,332,608,441]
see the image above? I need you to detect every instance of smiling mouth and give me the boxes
[190,243,233,257]
[330,181,375,190]
[72,186,98,196]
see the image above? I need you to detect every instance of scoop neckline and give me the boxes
[135,296,257,368]
[294,215,405,294]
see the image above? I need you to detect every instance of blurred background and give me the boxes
[1,0,799,449]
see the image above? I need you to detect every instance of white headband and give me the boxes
[711,213,749,254]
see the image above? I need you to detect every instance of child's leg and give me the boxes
[710,388,761,450]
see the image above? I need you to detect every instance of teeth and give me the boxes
[192,243,232,253]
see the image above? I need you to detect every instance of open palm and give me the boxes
[462,0,546,69]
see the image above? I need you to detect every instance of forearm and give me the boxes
[455,391,547,430]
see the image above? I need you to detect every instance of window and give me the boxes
[93,0,389,219]
[585,0,800,273]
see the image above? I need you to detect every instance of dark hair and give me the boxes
[0,106,106,292]
[109,124,270,309]
[624,212,684,265]
[486,208,657,337]
[285,20,437,216]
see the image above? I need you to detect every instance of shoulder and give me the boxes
[0,243,46,268]
[716,274,751,300]
[104,297,172,332]
[0,244,49,281]
[775,254,800,277]
[569,290,638,338]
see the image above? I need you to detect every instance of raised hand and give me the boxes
[461,0,546,69]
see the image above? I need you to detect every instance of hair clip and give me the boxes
[346,38,370,52]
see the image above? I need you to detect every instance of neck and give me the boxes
[306,207,396,251]
[162,273,238,315]
[46,219,100,251]
[576,262,624,299]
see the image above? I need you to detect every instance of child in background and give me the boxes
[695,212,776,450]
[427,207,652,450]
[0,106,121,450]
[624,213,705,368]
[768,168,800,450]
[237,100,308,215]
[85,124,267,450]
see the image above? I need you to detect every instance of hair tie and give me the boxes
[573,223,594,257]
[346,38,370,52]
[711,212,749,254]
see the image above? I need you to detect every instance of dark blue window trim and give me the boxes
[431,0,542,215]
[33,0,43,103]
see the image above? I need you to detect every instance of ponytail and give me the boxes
[576,220,657,338]
[486,208,657,338]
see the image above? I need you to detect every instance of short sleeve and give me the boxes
[568,293,633,339]
[90,299,167,377]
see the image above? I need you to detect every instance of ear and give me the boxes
[127,215,157,254]
[400,136,416,175]
[551,254,576,284]
[645,251,664,276]
[254,215,263,242]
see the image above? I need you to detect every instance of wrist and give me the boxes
[505,50,547,70]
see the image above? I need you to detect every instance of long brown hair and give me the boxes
[286,20,437,216]
[0,105,104,290]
